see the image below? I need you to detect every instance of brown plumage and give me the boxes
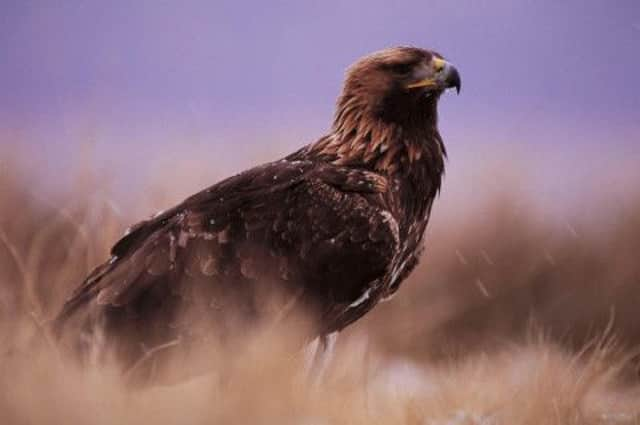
[53,46,461,373]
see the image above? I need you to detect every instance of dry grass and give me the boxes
[1,153,640,424]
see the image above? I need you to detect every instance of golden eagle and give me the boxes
[53,47,460,374]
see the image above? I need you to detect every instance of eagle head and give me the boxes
[338,47,461,124]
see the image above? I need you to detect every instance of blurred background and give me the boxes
[1,0,640,375]
[2,0,639,204]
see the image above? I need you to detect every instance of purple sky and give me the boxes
[1,1,639,212]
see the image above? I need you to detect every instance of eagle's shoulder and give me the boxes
[104,158,391,267]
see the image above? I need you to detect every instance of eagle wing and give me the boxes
[54,159,399,349]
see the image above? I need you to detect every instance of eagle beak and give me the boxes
[406,58,461,94]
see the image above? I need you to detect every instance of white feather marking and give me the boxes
[200,256,217,276]
[380,210,400,246]
[349,288,371,308]
[168,233,177,263]
[380,292,397,302]
[390,258,410,287]
[178,230,189,247]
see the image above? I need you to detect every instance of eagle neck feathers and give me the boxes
[313,93,445,175]
[297,93,446,221]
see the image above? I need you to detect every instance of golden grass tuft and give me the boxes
[1,154,640,423]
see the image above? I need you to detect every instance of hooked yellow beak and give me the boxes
[406,58,461,93]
